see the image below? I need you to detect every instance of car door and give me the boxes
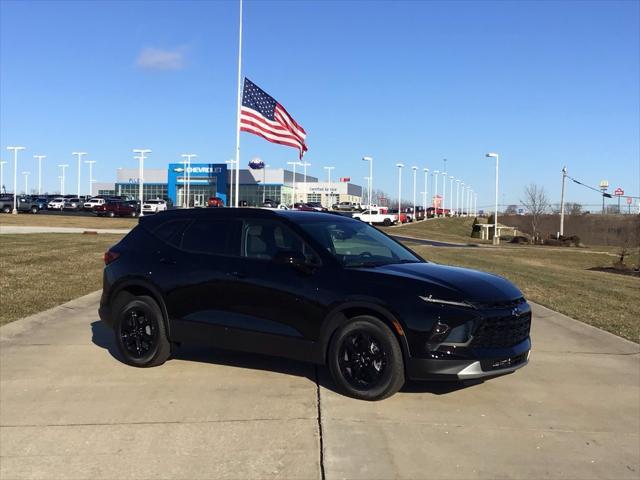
[221,218,332,347]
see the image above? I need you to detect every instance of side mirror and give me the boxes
[274,250,314,273]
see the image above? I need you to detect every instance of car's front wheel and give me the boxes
[328,316,405,401]
[113,295,171,367]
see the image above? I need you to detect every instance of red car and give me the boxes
[293,202,316,211]
[207,197,225,208]
[94,201,137,217]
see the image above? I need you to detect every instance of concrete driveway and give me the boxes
[1,293,638,479]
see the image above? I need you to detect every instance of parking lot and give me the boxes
[1,292,638,480]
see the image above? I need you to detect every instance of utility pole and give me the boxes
[324,166,335,208]
[58,164,69,196]
[412,166,418,220]
[559,166,567,236]
[133,149,151,216]
[34,155,46,195]
[7,146,25,214]
[85,160,96,198]
[72,152,87,197]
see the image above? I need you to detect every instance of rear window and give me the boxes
[151,219,191,247]
[181,219,237,255]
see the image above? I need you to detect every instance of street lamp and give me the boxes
[455,179,461,216]
[0,161,7,194]
[362,156,373,209]
[486,152,500,244]
[441,171,447,217]
[460,182,465,216]
[324,166,335,208]
[412,166,418,220]
[58,164,69,196]
[433,170,439,213]
[300,162,311,204]
[6,146,25,214]
[262,164,270,204]
[133,149,151,216]
[85,160,96,197]
[22,171,30,194]
[287,161,302,205]
[34,155,46,195]
[423,168,429,215]
[72,152,87,198]
[181,154,197,208]
[474,192,478,217]
[449,176,454,214]
[396,163,404,218]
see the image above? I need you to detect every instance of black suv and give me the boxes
[99,209,531,400]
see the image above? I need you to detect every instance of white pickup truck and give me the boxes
[352,208,397,226]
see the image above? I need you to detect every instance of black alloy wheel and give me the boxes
[328,316,405,401]
[114,295,171,367]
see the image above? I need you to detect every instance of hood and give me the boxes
[367,262,522,303]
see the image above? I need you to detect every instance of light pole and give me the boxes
[441,171,447,217]
[396,163,404,218]
[58,164,69,196]
[559,166,567,236]
[460,182,465,216]
[300,162,311,204]
[6,146,25,214]
[433,170,439,213]
[467,186,472,218]
[362,156,373,208]
[225,159,236,207]
[22,171,30,194]
[486,153,500,244]
[412,166,418,220]
[85,160,96,197]
[449,176,454,213]
[262,164,270,204]
[133,149,151,216]
[287,161,302,205]
[423,168,429,215]
[33,155,46,195]
[72,152,87,198]
[0,161,7,194]
[363,176,370,208]
[324,166,335,208]
[455,180,460,216]
[474,192,478,217]
[181,154,197,208]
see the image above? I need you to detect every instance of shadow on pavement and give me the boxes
[91,320,475,397]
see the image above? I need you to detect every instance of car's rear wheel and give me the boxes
[31,206,38,214]
[108,211,115,218]
[2,206,11,213]
[113,295,170,367]
[328,316,405,401]
[383,218,391,226]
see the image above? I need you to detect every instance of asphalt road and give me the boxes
[1,293,638,479]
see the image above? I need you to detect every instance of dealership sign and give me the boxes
[340,177,350,182]
[172,166,222,174]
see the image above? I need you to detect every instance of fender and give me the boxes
[109,276,172,337]
[315,301,412,365]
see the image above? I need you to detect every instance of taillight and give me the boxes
[104,250,120,265]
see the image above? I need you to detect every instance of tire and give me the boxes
[2,206,10,213]
[31,207,38,214]
[328,316,405,401]
[113,295,171,368]
[383,218,391,226]
[108,211,115,218]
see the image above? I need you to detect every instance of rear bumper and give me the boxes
[406,339,530,381]
[98,299,113,329]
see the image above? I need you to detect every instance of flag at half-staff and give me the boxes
[239,78,308,159]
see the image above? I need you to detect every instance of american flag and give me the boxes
[240,78,308,158]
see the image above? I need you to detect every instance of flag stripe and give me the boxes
[240,118,303,145]
[240,124,303,151]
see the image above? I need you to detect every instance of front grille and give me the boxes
[471,313,531,348]
[471,297,526,310]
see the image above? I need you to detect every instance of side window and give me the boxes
[181,219,237,255]
[152,219,191,247]
[241,219,319,264]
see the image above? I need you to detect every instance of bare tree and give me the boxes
[566,202,583,216]
[520,184,550,242]
[505,204,518,215]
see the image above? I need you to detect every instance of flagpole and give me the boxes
[234,0,243,208]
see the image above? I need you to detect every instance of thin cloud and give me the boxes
[136,47,186,71]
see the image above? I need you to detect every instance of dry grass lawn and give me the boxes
[411,244,640,343]
[0,213,136,229]
[382,217,488,244]
[0,233,124,325]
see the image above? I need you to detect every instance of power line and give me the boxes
[566,174,640,200]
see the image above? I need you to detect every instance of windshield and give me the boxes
[297,218,422,267]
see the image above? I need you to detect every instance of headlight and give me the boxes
[419,294,476,309]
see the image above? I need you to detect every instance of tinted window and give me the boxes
[152,219,191,247]
[181,219,236,255]
[241,219,318,263]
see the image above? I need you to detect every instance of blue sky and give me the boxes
[1,0,638,210]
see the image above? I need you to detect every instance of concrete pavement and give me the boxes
[1,293,638,479]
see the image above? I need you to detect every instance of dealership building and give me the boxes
[93,163,362,207]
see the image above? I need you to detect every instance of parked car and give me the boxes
[387,208,408,224]
[47,198,65,210]
[352,208,398,226]
[15,196,40,214]
[63,198,82,211]
[305,202,328,212]
[332,201,363,212]
[293,202,317,211]
[142,199,168,214]
[84,197,106,210]
[0,195,14,213]
[100,209,531,400]
[94,201,138,217]
[207,197,224,208]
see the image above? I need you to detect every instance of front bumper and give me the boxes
[406,338,530,381]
